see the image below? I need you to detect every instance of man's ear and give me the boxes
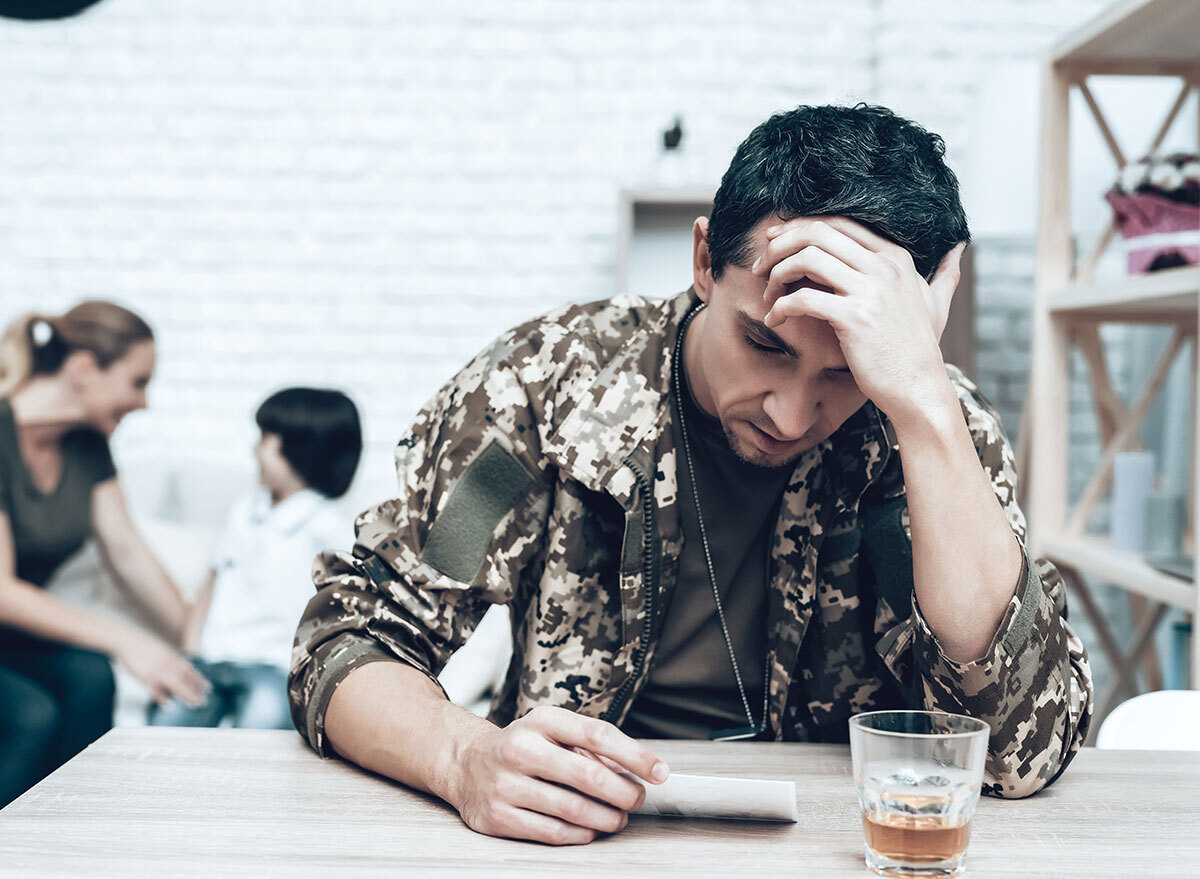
[692,216,714,304]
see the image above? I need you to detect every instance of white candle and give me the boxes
[1110,450,1155,553]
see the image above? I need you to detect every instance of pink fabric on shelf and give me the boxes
[1105,191,1200,274]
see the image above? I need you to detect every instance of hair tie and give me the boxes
[30,319,53,347]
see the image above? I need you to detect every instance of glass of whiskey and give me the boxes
[849,710,990,877]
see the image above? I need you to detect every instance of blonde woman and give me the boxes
[0,301,208,808]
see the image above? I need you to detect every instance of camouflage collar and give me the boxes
[541,291,697,492]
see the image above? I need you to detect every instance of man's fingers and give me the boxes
[559,749,647,811]
[574,747,632,777]
[765,215,898,257]
[510,738,645,811]
[929,242,965,297]
[758,219,882,280]
[758,223,871,273]
[927,242,966,337]
[529,707,668,786]
[510,777,630,834]
[760,246,862,304]
[491,804,600,846]
[572,746,649,807]
[765,288,850,330]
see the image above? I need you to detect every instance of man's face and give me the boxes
[685,215,868,468]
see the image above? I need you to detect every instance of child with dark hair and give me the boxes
[149,387,362,729]
[253,388,362,500]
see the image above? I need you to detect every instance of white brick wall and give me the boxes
[0,0,1111,506]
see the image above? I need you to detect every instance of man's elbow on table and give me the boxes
[984,715,1082,800]
[987,766,1054,800]
[287,631,406,757]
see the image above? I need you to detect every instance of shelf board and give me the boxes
[619,187,715,207]
[1051,0,1200,72]
[1047,266,1199,321]
[1040,534,1195,610]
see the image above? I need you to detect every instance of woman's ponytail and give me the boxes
[0,302,152,398]
[0,313,57,397]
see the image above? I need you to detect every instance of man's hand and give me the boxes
[754,217,965,424]
[446,705,668,845]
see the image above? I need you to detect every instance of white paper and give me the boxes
[627,772,798,822]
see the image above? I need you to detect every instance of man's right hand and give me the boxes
[446,705,669,845]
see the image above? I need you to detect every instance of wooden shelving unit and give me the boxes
[1047,266,1199,321]
[1027,0,1200,730]
[1040,535,1193,609]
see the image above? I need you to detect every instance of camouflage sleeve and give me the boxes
[884,367,1094,798]
[287,318,567,757]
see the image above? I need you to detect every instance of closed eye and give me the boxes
[745,335,784,356]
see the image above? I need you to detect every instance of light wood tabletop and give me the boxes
[0,728,1197,877]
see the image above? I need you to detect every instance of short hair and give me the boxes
[255,388,362,499]
[707,103,970,281]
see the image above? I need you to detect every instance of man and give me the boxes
[289,104,1093,845]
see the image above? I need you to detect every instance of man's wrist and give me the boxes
[885,371,962,444]
[432,703,494,808]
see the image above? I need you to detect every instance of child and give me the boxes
[149,387,362,729]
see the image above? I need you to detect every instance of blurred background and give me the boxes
[1,0,1196,725]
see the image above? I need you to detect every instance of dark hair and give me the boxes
[1,300,154,397]
[255,388,363,499]
[707,103,970,280]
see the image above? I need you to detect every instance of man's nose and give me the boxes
[762,385,819,441]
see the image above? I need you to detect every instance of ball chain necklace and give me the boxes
[673,304,771,742]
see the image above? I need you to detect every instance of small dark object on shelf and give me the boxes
[1147,251,1191,272]
[662,117,683,151]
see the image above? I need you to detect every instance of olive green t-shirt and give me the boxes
[621,363,794,740]
[0,399,116,587]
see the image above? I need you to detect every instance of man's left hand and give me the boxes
[754,217,965,425]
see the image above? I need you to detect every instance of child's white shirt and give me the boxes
[200,487,346,669]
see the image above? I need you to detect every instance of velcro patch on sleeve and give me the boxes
[1002,551,1038,655]
[421,439,537,584]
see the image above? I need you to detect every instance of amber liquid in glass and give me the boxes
[862,813,971,863]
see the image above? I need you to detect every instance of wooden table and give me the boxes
[1,729,1197,877]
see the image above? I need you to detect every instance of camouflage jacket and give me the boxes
[289,290,1093,798]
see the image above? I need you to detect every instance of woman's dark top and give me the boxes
[0,398,116,587]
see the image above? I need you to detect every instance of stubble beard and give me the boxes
[720,419,813,470]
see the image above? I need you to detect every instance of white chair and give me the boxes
[1096,690,1200,750]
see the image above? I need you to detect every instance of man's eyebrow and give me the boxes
[736,308,852,371]
[736,309,797,358]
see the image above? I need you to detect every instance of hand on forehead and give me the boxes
[751,215,908,306]
[751,214,965,343]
